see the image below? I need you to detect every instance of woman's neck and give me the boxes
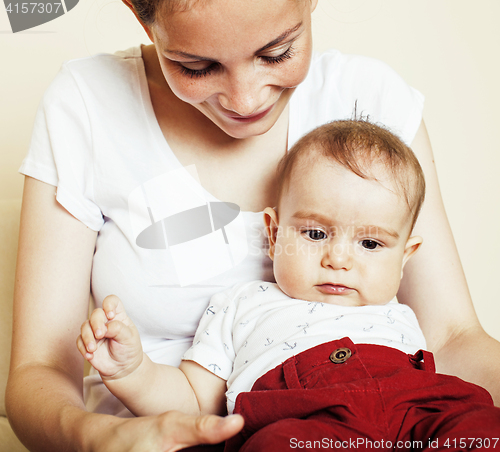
[141,44,290,212]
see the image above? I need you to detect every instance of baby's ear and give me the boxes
[263,207,279,261]
[401,235,423,277]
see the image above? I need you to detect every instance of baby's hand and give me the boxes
[77,295,143,381]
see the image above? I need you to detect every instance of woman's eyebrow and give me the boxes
[257,22,303,52]
[164,49,217,62]
[164,22,303,61]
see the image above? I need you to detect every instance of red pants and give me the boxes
[225,338,500,451]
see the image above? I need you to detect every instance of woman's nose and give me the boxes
[218,66,268,116]
[321,241,353,271]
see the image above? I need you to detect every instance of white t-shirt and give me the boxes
[19,46,424,416]
[183,281,427,414]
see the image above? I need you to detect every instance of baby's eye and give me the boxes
[361,239,380,250]
[305,230,327,241]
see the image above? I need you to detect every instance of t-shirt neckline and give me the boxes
[134,45,295,216]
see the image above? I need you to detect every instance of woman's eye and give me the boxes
[361,240,380,250]
[176,45,294,78]
[260,46,294,65]
[178,63,218,78]
[306,230,327,241]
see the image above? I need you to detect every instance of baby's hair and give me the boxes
[277,119,426,231]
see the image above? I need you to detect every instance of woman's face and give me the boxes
[149,0,317,139]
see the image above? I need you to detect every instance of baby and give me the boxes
[78,120,500,450]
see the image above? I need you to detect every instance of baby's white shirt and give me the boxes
[183,281,427,413]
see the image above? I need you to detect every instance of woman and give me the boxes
[6,0,500,450]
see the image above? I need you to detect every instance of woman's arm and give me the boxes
[6,176,97,451]
[398,121,500,405]
[6,176,242,451]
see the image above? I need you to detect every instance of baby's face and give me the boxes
[265,155,422,306]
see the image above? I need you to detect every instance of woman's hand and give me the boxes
[87,411,244,452]
[77,294,143,380]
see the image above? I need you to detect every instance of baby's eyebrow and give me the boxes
[360,225,400,240]
[291,212,401,239]
[291,211,330,224]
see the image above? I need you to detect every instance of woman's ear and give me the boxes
[121,0,155,42]
[310,0,319,13]
[401,235,423,278]
[263,207,279,261]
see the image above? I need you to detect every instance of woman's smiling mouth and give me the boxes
[223,105,274,123]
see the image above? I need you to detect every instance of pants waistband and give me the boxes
[280,337,434,390]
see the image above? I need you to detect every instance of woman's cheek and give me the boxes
[165,74,213,104]
[159,60,214,104]
[279,40,313,88]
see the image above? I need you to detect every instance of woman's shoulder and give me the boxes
[290,49,424,146]
[61,46,142,73]
[44,46,145,103]
[306,49,405,93]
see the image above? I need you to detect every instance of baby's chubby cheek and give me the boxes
[272,259,304,300]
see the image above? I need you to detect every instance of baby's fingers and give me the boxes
[76,333,94,361]
[89,307,109,341]
[102,294,125,322]
[79,319,99,357]
[104,319,136,345]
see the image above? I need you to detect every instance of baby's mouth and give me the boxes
[316,284,354,295]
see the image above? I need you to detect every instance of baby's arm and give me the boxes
[77,295,227,416]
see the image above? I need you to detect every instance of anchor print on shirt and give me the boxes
[264,338,274,347]
[227,391,236,403]
[307,302,324,314]
[384,309,395,324]
[258,285,269,292]
[208,363,221,374]
[387,334,409,346]
[283,342,297,350]
[297,323,310,334]
[206,306,216,315]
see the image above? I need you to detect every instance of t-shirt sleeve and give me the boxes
[19,65,104,231]
[290,51,425,147]
[182,288,237,381]
[343,54,425,145]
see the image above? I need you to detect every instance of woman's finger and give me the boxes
[163,411,244,449]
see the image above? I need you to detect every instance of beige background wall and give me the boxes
[1,0,499,340]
